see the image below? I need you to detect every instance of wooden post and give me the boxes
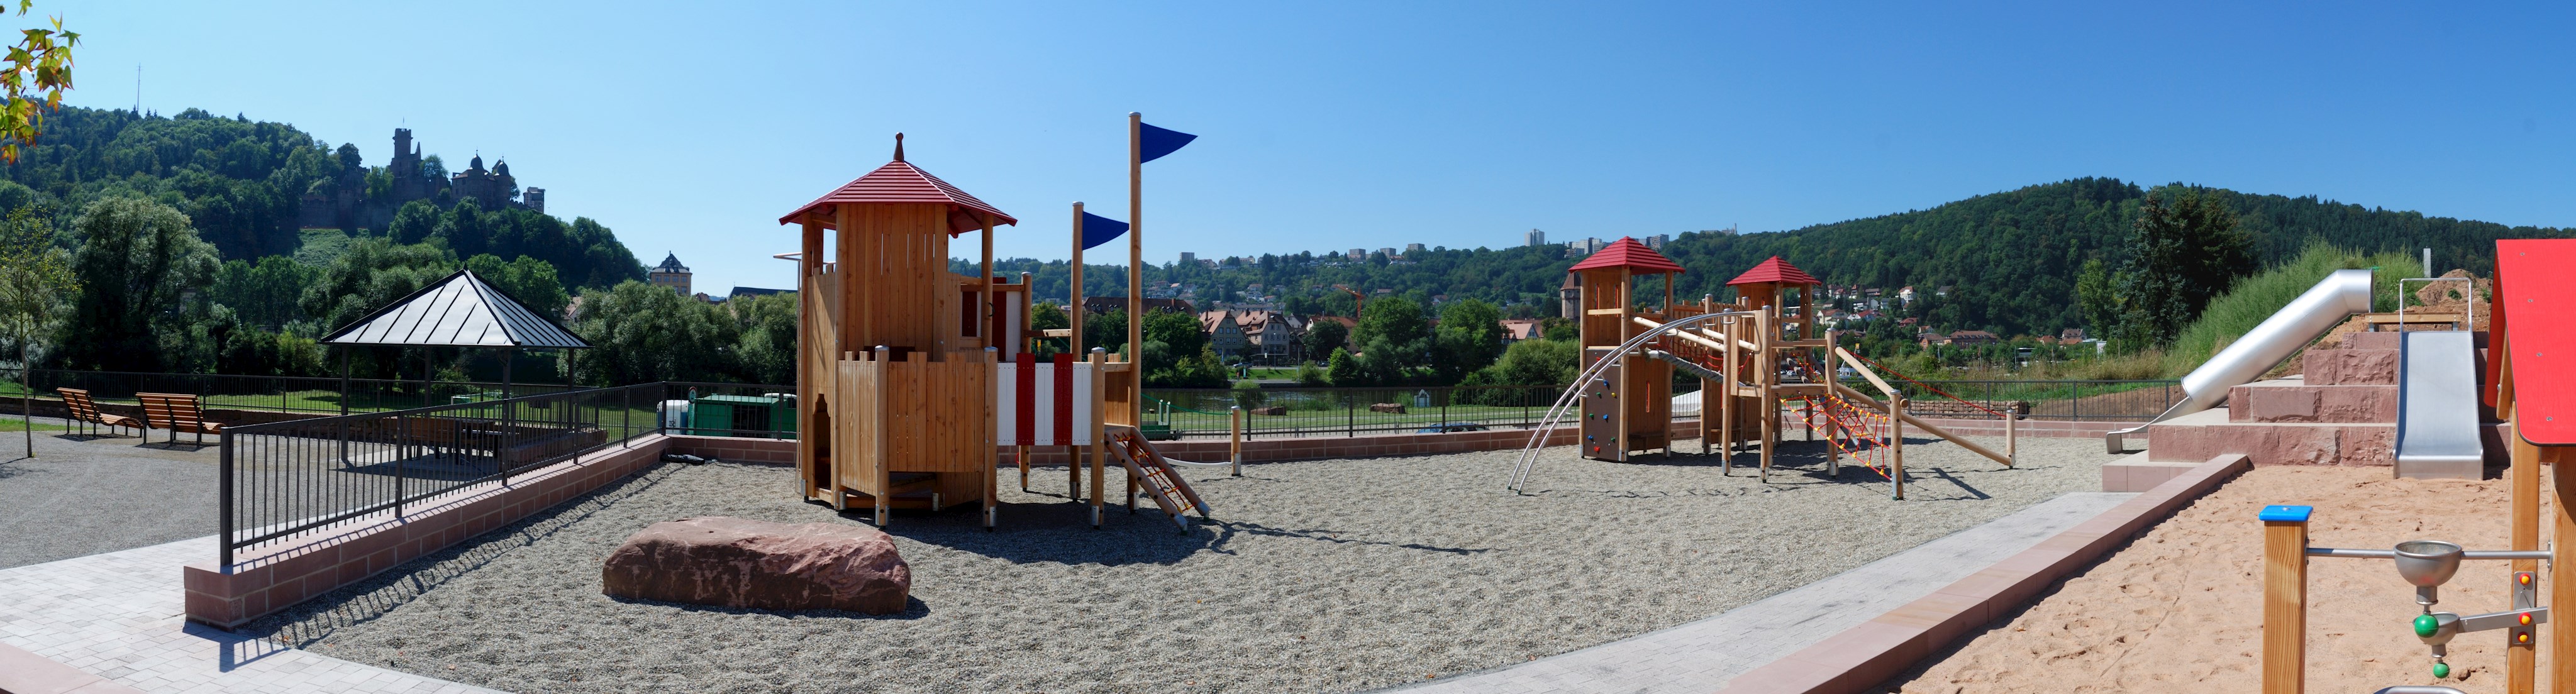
[1720,315,1735,474]
[1230,405,1243,476]
[979,214,996,351]
[1018,444,1030,492]
[1823,329,1839,475]
[1890,396,1906,499]
[1701,296,1714,456]
[1758,307,1776,481]
[1127,112,1145,429]
[2552,449,2576,693]
[1090,349,1107,527]
[2510,411,2539,693]
[2261,505,2311,694]
[1070,203,1085,356]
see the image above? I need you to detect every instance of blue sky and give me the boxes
[68,1,2576,292]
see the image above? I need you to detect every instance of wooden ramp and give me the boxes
[1104,426,1210,531]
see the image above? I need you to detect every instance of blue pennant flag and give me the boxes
[1139,122,1197,163]
[1080,212,1130,250]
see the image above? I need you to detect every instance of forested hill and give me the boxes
[0,105,643,289]
[973,177,2569,338]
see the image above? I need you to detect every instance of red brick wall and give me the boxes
[183,436,674,629]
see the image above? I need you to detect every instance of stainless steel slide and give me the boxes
[2106,268,2375,452]
[2394,331,2483,478]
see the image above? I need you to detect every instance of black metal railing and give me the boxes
[0,366,580,416]
[1140,385,1570,439]
[219,383,662,565]
[1880,379,2183,422]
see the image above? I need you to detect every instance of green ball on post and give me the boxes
[2433,662,2451,678]
[2414,614,2438,638]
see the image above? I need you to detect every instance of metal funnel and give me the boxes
[2394,541,2465,587]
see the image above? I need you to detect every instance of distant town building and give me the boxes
[1376,247,1397,258]
[1499,318,1546,343]
[1643,234,1670,250]
[1178,252,1196,264]
[1237,310,1301,361]
[1560,274,1582,318]
[650,253,691,295]
[1946,330,2001,345]
[1700,224,1740,236]
[1347,248,1366,261]
[1199,310,1248,358]
[1404,243,1425,254]
[1525,229,1548,247]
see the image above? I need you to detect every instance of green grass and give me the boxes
[0,416,70,431]
[2157,243,2418,377]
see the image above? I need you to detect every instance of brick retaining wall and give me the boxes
[183,435,677,629]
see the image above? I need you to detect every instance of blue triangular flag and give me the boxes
[1139,123,1197,163]
[1080,212,1129,250]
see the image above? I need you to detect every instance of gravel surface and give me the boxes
[252,435,2118,694]
[0,419,220,569]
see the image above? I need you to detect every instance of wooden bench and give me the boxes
[136,392,223,446]
[56,388,143,438]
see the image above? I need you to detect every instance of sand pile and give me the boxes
[1889,465,2544,693]
[250,437,2116,694]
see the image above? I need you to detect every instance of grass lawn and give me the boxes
[0,417,70,432]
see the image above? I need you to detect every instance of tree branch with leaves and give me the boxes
[0,0,74,165]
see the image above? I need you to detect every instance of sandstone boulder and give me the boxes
[1369,402,1406,414]
[601,516,909,614]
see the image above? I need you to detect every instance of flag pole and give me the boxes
[1070,202,1085,356]
[1127,112,1143,426]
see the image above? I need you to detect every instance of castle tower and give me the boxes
[523,187,545,214]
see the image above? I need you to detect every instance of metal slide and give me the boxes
[2394,331,2484,478]
[2106,268,2375,453]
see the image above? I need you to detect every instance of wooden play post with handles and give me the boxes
[2260,504,2311,694]
[1230,405,1243,477]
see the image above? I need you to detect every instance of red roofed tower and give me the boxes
[776,134,1027,526]
[1566,237,1687,461]
[1727,255,1823,342]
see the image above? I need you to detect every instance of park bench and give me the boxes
[136,392,224,446]
[56,387,143,437]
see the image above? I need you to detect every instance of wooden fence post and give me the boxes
[2261,504,2311,694]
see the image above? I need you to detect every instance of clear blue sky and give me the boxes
[69,1,2576,293]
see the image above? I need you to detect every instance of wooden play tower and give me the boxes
[778,135,1036,527]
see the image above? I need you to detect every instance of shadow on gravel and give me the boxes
[240,460,689,649]
[858,500,1221,566]
[1204,520,1491,556]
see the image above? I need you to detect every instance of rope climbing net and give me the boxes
[1790,393,1897,478]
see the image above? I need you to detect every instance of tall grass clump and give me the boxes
[2158,242,2419,376]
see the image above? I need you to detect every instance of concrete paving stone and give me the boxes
[0,536,508,694]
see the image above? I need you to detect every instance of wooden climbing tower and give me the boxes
[778,135,1031,527]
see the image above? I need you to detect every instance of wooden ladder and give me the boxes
[1106,427,1210,531]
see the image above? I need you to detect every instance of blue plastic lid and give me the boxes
[2258,505,2313,522]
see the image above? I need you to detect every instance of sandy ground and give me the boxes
[247,436,2116,694]
[1887,465,2545,694]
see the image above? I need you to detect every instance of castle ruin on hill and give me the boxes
[297,128,547,230]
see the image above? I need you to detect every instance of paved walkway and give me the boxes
[0,421,221,570]
[1382,491,2140,693]
[0,534,503,694]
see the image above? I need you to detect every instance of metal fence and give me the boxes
[0,366,580,416]
[1890,380,2183,422]
[1141,385,1568,439]
[218,383,662,565]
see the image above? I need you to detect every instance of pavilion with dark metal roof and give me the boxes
[322,269,589,409]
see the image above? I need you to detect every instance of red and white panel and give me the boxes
[996,353,1095,446]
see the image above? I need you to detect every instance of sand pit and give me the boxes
[1889,465,2545,693]
[245,437,2115,694]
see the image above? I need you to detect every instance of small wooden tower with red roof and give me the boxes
[778,135,1028,527]
[1567,237,1687,461]
[1726,256,1823,342]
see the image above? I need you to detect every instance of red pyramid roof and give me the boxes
[1726,256,1819,286]
[776,159,1018,236]
[1566,237,1685,274]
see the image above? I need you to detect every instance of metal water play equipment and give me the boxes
[2259,240,2576,694]
[2261,505,2548,692]
[2106,268,2375,453]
